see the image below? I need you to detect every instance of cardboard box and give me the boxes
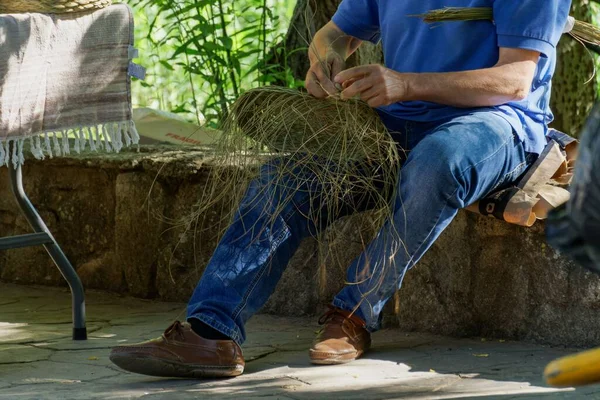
[133,108,220,146]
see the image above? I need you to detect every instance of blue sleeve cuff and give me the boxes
[497,34,555,58]
[332,12,380,44]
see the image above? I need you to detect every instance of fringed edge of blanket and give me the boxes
[0,120,139,168]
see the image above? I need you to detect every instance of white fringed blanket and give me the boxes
[0,4,140,167]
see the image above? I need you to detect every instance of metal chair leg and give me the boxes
[8,162,87,340]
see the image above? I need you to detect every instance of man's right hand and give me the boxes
[305,51,345,99]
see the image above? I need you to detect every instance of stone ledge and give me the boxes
[0,146,599,347]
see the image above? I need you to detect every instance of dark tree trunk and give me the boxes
[275,0,382,82]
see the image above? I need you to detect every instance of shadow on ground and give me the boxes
[0,283,598,399]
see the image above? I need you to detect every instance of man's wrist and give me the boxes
[392,71,420,103]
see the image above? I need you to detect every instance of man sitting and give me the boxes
[109,0,572,378]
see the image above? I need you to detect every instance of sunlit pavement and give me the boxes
[0,283,598,399]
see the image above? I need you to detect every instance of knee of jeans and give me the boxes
[414,133,463,164]
[404,135,466,204]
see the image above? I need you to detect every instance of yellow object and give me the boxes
[545,347,600,387]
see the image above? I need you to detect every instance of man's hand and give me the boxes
[334,64,410,107]
[305,52,345,99]
[304,21,362,99]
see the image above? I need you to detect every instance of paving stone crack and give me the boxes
[284,375,312,386]
[0,356,51,365]
[30,319,110,326]
[245,348,278,363]
[29,343,115,351]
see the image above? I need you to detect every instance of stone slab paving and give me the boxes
[1,283,599,400]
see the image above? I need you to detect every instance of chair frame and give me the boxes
[0,146,87,340]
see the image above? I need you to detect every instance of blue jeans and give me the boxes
[187,112,536,345]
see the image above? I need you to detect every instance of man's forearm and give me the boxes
[405,63,534,108]
[335,48,539,109]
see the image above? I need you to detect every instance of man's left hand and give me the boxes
[334,64,411,108]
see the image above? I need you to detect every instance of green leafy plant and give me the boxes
[128,0,299,127]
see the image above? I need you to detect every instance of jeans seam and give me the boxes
[230,255,269,321]
[231,222,290,321]
[490,159,528,193]
[406,203,450,268]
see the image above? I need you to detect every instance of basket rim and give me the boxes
[0,0,112,14]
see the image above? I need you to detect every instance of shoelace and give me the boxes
[163,320,187,341]
[318,308,342,325]
[317,306,366,328]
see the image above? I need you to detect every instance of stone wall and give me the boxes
[1,146,599,347]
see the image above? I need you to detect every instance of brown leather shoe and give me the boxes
[109,321,244,378]
[309,306,371,365]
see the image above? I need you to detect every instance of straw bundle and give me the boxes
[417,7,600,47]
[183,86,402,273]
[230,87,392,161]
[419,7,492,23]
[0,0,112,14]
[571,19,600,47]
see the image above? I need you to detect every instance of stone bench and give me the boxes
[1,145,599,347]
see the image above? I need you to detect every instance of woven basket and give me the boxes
[0,0,112,14]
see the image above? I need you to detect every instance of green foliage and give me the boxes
[128,0,298,127]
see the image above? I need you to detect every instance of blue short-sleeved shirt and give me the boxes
[332,0,572,155]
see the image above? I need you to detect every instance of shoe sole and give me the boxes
[309,349,363,365]
[109,353,244,378]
